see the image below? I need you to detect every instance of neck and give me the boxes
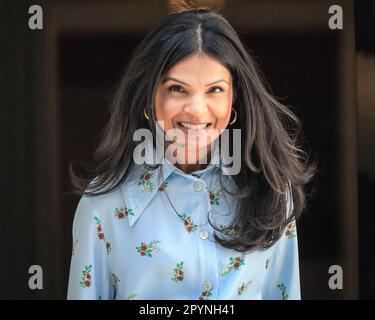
[164,142,212,174]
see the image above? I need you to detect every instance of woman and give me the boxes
[67,7,315,300]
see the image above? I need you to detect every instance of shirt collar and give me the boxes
[120,139,233,227]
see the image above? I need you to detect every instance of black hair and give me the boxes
[69,7,316,252]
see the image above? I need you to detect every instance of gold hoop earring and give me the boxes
[229,108,237,125]
[144,108,150,121]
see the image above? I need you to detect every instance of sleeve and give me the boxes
[261,219,301,300]
[67,195,112,300]
[261,185,301,300]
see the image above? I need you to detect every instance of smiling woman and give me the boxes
[67,6,315,300]
[155,53,234,173]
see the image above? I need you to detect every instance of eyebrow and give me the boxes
[162,76,229,87]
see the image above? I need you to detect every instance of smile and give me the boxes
[177,122,212,130]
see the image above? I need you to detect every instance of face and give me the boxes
[154,53,234,163]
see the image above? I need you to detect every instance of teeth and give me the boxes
[180,122,208,130]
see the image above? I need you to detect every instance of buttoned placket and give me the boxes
[190,172,220,299]
[161,158,223,299]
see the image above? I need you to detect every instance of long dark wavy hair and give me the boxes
[69,7,316,253]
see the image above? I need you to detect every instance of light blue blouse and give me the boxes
[67,143,301,300]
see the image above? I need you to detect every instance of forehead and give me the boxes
[164,54,232,82]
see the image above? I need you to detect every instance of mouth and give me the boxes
[176,121,213,132]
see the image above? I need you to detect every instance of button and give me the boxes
[203,281,213,291]
[193,181,203,192]
[200,230,209,240]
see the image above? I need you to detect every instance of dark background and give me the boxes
[1,0,374,299]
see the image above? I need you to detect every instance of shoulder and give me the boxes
[77,165,143,223]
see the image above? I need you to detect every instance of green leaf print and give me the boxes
[114,206,134,219]
[94,217,112,255]
[199,288,213,300]
[219,256,245,276]
[284,219,296,239]
[171,261,184,283]
[209,187,224,206]
[136,239,162,257]
[177,213,197,233]
[277,283,289,300]
[80,264,92,288]
[158,181,168,191]
[138,169,154,193]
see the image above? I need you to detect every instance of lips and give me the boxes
[176,121,213,131]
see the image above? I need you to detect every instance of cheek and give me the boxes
[155,94,181,131]
[210,99,232,128]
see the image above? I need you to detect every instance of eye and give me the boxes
[208,86,224,94]
[168,85,186,94]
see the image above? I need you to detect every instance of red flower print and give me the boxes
[136,240,161,257]
[114,206,134,219]
[80,265,93,288]
[139,244,148,256]
[284,219,296,239]
[138,169,155,193]
[158,181,168,192]
[198,282,213,300]
[140,173,151,180]
[220,256,245,276]
[94,217,112,255]
[199,290,212,300]
[209,187,223,206]
[177,213,197,233]
[117,212,125,219]
[171,261,184,283]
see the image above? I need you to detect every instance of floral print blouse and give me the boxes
[67,145,300,300]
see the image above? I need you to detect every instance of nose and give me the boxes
[183,94,208,117]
